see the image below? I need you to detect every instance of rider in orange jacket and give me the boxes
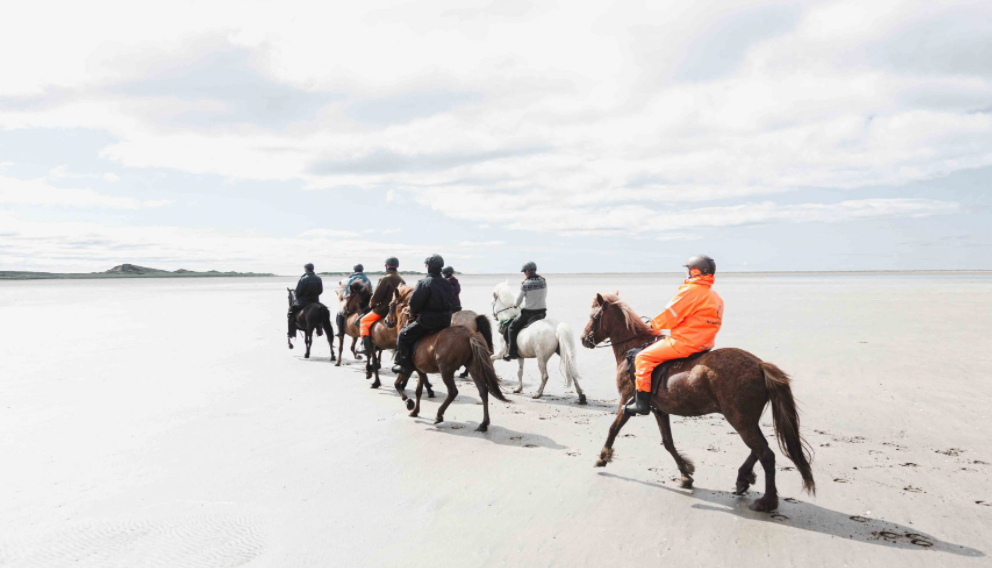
[625,255,723,416]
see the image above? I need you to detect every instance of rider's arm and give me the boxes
[314,278,323,297]
[651,287,697,332]
[514,286,525,308]
[409,282,430,317]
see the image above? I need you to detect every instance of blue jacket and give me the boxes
[345,272,370,296]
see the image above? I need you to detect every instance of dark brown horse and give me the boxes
[336,280,371,366]
[581,292,814,512]
[391,285,508,432]
[286,288,335,361]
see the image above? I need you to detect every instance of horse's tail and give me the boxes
[555,322,580,388]
[475,315,494,353]
[469,332,509,403]
[762,361,816,495]
[320,305,333,338]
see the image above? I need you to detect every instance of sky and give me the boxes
[1,0,991,274]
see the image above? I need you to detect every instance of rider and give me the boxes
[504,261,547,361]
[625,255,723,416]
[360,257,406,358]
[337,263,371,337]
[288,263,323,338]
[442,266,461,312]
[391,254,455,375]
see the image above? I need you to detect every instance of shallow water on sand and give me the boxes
[1,273,990,566]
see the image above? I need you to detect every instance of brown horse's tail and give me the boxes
[475,315,494,352]
[468,333,509,402]
[762,361,816,495]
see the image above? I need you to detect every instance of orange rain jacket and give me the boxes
[650,274,724,352]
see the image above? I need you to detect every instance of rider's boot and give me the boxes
[624,390,651,416]
[287,311,296,338]
[335,313,346,337]
[362,336,373,357]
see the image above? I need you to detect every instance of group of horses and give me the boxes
[288,279,815,513]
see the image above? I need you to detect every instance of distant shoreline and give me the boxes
[2,268,989,281]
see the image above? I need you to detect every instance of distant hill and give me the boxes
[0,264,275,280]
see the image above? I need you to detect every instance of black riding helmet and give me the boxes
[442,266,455,277]
[353,264,364,273]
[521,261,537,273]
[424,254,444,273]
[304,262,314,272]
[385,257,399,268]
[684,255,716,276]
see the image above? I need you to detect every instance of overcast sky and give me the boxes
[2,0,991,274]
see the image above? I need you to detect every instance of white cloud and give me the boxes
[103,172,120,183]
[0,175,171,209]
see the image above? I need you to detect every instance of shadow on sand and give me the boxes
[424,421,568,450]
[599,472,983,557]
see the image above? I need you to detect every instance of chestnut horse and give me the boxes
[391,285,508,431]
[366,298,494,389]
[581,292,814,512]
[336,280,371,366]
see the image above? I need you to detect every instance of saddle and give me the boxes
[625,341,710,394]
[498,316,541,341]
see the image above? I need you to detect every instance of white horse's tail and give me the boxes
[555,323,581,388]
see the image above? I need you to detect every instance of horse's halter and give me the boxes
[583,306,609,348]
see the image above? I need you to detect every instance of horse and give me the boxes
[366,296,492,391]
[286,289,335,361]
[491,281,586,404]
[580,292,815,512]
[335,280,371,366]
[391,285,508,432]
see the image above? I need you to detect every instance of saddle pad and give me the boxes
[625,342,710,394]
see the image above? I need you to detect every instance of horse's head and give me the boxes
[582,292,621,348]
[287,287,295,307]
[389,285,414,328]
[491,281,521,323]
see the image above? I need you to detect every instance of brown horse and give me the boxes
[335,280,371,366]
[286,288,335,361]
[391,285,508,431]
[366,300,433,397]
[581,292,814,512]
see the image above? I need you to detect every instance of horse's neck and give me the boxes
[608,316,655,363]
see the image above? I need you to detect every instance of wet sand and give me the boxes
[1,273,990,566]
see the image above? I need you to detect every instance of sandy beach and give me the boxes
[1,273,990,567]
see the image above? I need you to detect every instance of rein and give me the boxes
[585,307,652,349]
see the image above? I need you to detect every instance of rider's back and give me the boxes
[411,274,454,329]
[295,272,323,306]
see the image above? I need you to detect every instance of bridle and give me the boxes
[584,303,649,349]
[491,298,517,321]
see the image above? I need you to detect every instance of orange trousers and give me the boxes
[360,312,382,337]
[634,337,695,392]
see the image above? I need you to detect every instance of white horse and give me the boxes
[491,281,587,404]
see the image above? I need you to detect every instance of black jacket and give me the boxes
[409,272,454,329]
[294,272,323,306]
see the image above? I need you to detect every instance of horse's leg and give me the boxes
[734,452,759,495]
[409,373,424,418]
[513,359,524,394]
[652,409,695,488]
[595,401,633,467]
[395,372,414,411]
[305,330,312,359]
[476,378,491,433]
[425,374,435,399]
[736,424,778,512]
[370,349,382,389]
[434,373,459,425]
[350,336,362,360]
[336,333,344,367]
[533,353,550,399]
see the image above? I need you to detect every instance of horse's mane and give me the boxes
[493,281,516,307]
[346,280,372,310]
[600,293,653,337]
[395,285,414,306]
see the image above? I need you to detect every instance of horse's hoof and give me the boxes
[427,391,435,399]
[594,459,607,468]
[577,394,588,405]
[512,388,522,394]
[370,382,380,389]
[409,411,419,418]
[475,424,488,432]
[405,399,415,411]
[531,394,543,399]
[734,481,750,495]
[355,355,363,360]
[304,353,310,359]
[680,477,694,489]
[434,416,444,425]
[288,344,293,350]
[749,497,778,512]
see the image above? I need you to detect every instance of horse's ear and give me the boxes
[615,289,620,296]
[595,293,605,305]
